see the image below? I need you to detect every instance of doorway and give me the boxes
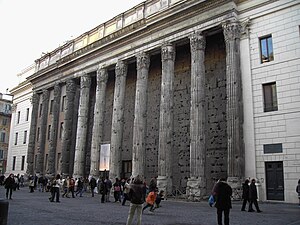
[265,161,284,201]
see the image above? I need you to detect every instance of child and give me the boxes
[154,190,164,209]
[142,189,158,213]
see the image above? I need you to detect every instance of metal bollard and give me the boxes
[0,199,9,225]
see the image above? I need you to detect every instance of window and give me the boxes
[0,150,3,159]
[264,143,283,154]
[37,127,40,141]
[0,132,5,142]
[260,35,274,63]
[263,82,278,112]
[26,108,29,121]
[59,122,64,139]
[12,156,16,171]
[23,130,27,144]
[2,118,7,125]
[39,104,42,117]
[21,156,25,170]
[17,111,20,124]
[48,125,51,140]
[15,132,18,145]
[100,144,110,171]
[61,96,66,112]
[49,100,54,114]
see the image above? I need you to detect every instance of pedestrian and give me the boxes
[4,173,15,199]
[99,177,107,203]
[148,177,157,192]
[29,175,35,193]
[154,190,165,209]
[49,174,61,203]
[296,179,300,207]
[241,179,250,211]
[113,178,122,202]
[69,177,75,198]
[213,178,232,225]
[122,178,131,206]
[142,189,158,213]
[248,178,262,213]
[19,175,24,188]
[75,177,84,197]
[105,177,112,202]
[89,176,97,197]
[126,175,146,225]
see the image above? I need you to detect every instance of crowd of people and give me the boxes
[1,173,300,225]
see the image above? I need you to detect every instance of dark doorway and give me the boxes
[121,160,132,179]
[265,161,284,201]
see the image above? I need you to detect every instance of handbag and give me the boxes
[208,194,215,207]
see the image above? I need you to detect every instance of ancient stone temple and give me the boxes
[23,0,300,203]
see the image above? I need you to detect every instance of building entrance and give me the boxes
[265,161,284,201]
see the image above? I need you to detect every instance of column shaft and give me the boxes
[73,74,91,178]
[26,92,39,176]
[223,20,244,180]
[132,52,150,177]
[157,43,175,194]
[36,90,50,175]
[109,60,127,180]
[90,67,108,177]
[61,79,76,176]
[187,31,207,200]
[48,84,61,176]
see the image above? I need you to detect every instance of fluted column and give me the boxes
[36,90,50,175]
[187,31,207,201]
[26,92,39,176]
[73,74,91,178]
[157,43,175,195]
[90,66,108,177]
[223,20,244,185]
[61,79,76,176]
[109,60,127,180]
[132,52,150,178]
[47,84,61,176]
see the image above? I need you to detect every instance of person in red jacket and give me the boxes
[142,188,158,213]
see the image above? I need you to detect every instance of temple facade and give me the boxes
[20,0,300,203]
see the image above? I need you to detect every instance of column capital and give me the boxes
[53,83,61,96]
[115,60,127,77]
[161,43,175,62]
[66,79,76,93]
[222,20,241,43]
[189,31,206,51]
[97,66,109,83]
[80,74,91,89]
[136,52,150,71]
[30,92,39,105]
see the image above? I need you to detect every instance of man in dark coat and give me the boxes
[241,179,250,211]
[249,178,262,213]
[214,178,232,225]
[4,173,15,199]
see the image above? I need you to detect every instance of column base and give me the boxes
[157,176,172,198]
[227,177,242,200]
[186,177,206,201]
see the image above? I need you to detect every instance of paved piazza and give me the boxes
[0,187,299,225]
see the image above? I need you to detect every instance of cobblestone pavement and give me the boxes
[0,187,299,225]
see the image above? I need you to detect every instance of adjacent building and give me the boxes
[0,93,12,174]
[5,65,34,176]
[6,0,299,203]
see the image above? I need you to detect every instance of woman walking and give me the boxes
[4,173,15,200]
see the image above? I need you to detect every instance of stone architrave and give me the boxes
[47,84,61,176]
[73,74,91,178]
[26,92,39,176]
[222,20,245,189]
[109,60,127,180]
[186,31,207,201]
[36,90,50,175]
[132,52,150,178]
[61,79,76,176]
[90,66,108,177]
[157,43,175,195]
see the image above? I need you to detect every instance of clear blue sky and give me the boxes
[0,0,144,94]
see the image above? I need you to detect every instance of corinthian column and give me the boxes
[47,84,61,176]
[132,52,150,178]
[26,92,39,176]
[222,20,244,187]
[73,74,91,178]
[186,31,207,201]
[90,66,108,177]
[109,60,127,180]
[157,43,175,195]
[36,90,50,175]
[61,79,76,176]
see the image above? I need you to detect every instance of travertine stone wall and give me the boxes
[205,33,227,192]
